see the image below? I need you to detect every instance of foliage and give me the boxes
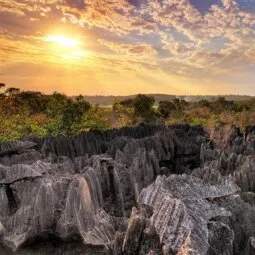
[0,111,47,142]
[197,99,211,108]
[112,99,135,127]
[0,88,254,142]
[158,100,176,120]
[80,107,110,132]
[119,98,134,107]
[133,94,156,122]
[45,92,69,118]
[211,97,238,113]
[0,88,108,140]
[172,97,188,111]
[60,96,91,135]
[44,117,62,137]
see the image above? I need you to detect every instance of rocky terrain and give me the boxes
[0,123,254,255]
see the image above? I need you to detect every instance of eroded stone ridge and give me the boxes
[0,124,254,254]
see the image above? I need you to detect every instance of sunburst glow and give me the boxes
[42,33,89,61]
[44,34,80,48]
[1,0,255,95]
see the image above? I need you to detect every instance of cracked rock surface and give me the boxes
[0,124,254,254]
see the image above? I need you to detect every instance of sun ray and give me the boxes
[44,34,81,48]
[42,34,89,62]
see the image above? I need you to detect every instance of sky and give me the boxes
[0,0,255,96]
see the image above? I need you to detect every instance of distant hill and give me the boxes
[81,94,254,105]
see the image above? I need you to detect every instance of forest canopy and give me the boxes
[0,84,254,142]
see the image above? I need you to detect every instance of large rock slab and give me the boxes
[0,124,255,254]
[138,175,239,255]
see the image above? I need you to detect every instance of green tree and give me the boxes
[158,100,176,121]
[13,91,48,114]
[5,87,20,97]
[133,94,156,122]
[119,98,134,107]
[172,97,188,111]
[198,99,211,108]
[0,110,47,142]
[113,99,135,127]
[80,107,110,132]
[212,97,238,113]
[61,97,91,135]
[45,92,69,118]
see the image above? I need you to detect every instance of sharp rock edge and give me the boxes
[0,124,254,255]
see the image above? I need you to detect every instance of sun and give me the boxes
[44,34,80,48]
[43,33,89,61]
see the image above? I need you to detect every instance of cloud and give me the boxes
[98,39,157,57]
[0,0,255,94]
[64,0,86,10]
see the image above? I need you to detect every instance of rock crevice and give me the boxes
[0,124,254,254]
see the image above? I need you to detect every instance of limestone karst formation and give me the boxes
[0,124,255,255]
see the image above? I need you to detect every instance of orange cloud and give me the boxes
[0,0,254,95]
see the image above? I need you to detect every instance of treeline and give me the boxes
[0,84,254,141]
[113,94,255,127]
[0,85,109,141]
